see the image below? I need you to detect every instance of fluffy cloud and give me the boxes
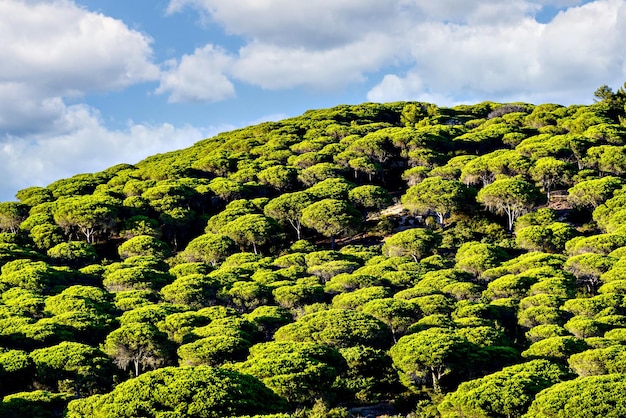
[0,0,158,134]
[156,44,235,103]
[166,0,407,49]
[232,34,400,90]
[368,0,626,105]
[166,0,622,104]
[0,0,158,94]
[0,104,231,201]
[164,0,412,92]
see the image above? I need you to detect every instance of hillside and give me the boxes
[0,87,626,417]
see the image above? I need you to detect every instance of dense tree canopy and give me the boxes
[2,94,626,417]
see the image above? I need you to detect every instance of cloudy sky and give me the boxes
[1,0,625,201]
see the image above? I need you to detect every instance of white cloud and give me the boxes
[156,44,236,103]
[536,0,626,89]
[367,73,426,103]
[166,0,412,90]
[368,0,626,105]
[167,0,621,102]
[0,104,233,201]
[166,0,408,49]
[232,34,400,90]
[0,0,158,134]
[410,0,538,24]
[0,0,158,95]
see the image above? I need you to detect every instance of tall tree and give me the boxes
[264,191,313,240]
[530,157,574,200]
[348,185,392,221]
[0,202,28,233]
[477,177,543,231]
[53,195,120,243]
[382,228,440,262]
[102,322,173,377]
[222,214,280,254]
[390,328,474,393]
[301,199,362,249]
[402,176,468,227]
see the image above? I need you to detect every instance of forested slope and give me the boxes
[0,85,626,417]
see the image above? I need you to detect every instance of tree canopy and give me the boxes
[2,93,626,417]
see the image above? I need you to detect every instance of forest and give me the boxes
[0,84,625,417]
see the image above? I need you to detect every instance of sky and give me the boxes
[0,0,625,201]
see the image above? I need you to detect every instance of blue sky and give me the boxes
[0,0,624,201]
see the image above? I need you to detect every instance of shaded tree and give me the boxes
[222,214,280,254]
[264,191,313,240]
[390,328,475,393]
[274,308,393,349]
[402,176,468,227]
[0,202,28,233]
[65,366,287,418]
[232,341,346,404]
[477,177,543,231]
[530,157,575,200]
[438,360,567,418]
[102,322,174,377]
[382,228,440,262]
[301,199,362,249]
[53,195,120,243]
[524,374,626,418]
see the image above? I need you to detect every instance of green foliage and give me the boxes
[29,223,65,251]
[0,390,69,418]
[568,345,626,377]
[118,235,171,260]
[516,222,577,253]
[0,350,35,395]
[274,308,393,349]
[0,259,68,293]
[360,298,420,342]
[301,199,362,247]
[524,374,626,418]
[2,98,626,417]
[53,194,120,243]
[102,322,174,377]
[66,366,287,418]
[178,335,251,366]
[31,341,114,396]
[567,176,624,209]
[273,283,325,310]
[390,328,475,392]
[438,360,567,418]
[521,336,589,362]
[47,241,98,267]
[222,214,280,254]
[231,341,346,403]
[402,177,468,227]
[264,191,313,240]
[382,228,440,262]
[179,233,237,266]
[0,202,29,234]
[455,241,508,277]
[160,274,220,308]
[477,177,544,231]
[348,185,392,219]
[336,345,401,403]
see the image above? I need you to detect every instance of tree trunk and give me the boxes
[134,358,140,377]
[431,369,441,393]
[436,211,446,228]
